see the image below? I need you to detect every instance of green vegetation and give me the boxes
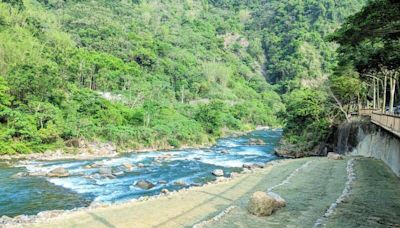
[1,0,383,156]
[280,0,400,156]
[0,0,285,154]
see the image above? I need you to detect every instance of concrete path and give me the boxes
[24,157,400,228]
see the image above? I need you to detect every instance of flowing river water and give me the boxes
[0,129,282,217]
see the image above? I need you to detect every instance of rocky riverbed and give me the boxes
[0,129,282,219]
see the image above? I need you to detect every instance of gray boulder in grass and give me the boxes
[247,191,286,217]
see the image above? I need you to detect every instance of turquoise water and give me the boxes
[0,129,281,217]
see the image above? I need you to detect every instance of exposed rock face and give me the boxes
[247,191,286,217]
[48,167,69,177]
[327,152,343,160]
[135,180,155,190]
[212,169,224,176]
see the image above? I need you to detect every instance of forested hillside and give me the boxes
[0,0,284,154]
[0,0,366,155]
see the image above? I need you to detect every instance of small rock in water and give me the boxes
[327,152,343,160]
[174,180,187,186]
[212,169,224,176]
[158,180,167,184]
[48,167,69,178]
[113,171,124,176]
[193,157,202,160]
[84,164,92,169]
[220,149,229,154]
[135,180,155,190]
[242,164,254,169]
[11,172,27,178]
[161,189,169,194]
[248,138,266,145]
[122,163,133,171]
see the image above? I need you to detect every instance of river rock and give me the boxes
[48,167,69,177]
[113,171,124,176]
[122,163,133,171]
[243,163,257,169]
[174,180,187,186]
[158,180,167,184]
[212,169,224,176]
[161,188,169,194]
[327,152,343,160]
[221,149,229,154]
[249,138,266,145]
[248,191,280,217]
[254,163,265,169]
[11,172,27,178]
[135,180,155,190]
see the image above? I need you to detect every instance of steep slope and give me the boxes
[0,0,283,154]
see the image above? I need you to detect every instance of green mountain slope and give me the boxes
[0,0,366,154]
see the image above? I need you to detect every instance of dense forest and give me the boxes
[0,0,370,154]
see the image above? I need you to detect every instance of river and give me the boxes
[0,129,282,217]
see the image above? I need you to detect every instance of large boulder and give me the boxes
[48,167,69,178]
[212,169,224,176]
[247,191,286,217]
[135,180,155,190]
[327,152,343,160]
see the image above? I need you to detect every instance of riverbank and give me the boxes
[0,127,276,162]
[3,156,399,228]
